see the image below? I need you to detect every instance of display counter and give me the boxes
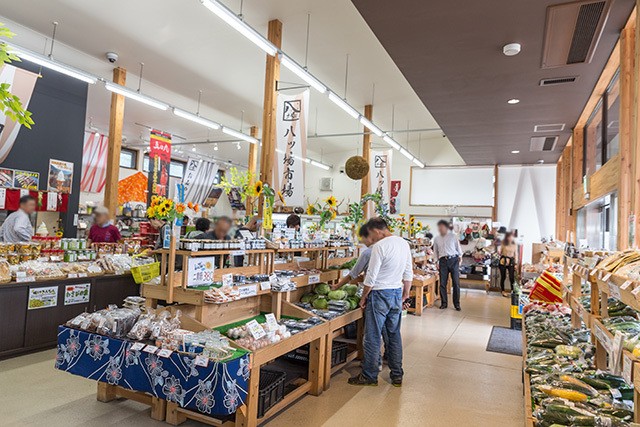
[0,273,139,358]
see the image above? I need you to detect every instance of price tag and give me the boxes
[602,273,612,282]
[623,353,633,385]
[222,273,234,287]
[265,313,279,332]
[78,273,88,278]
[0,188,6,210]
[143,345,158,354]
[632,285,640,297]
[611,332,624,374]
[246,319,266,340]
[194,355,209,368]
[68,273,78,279]
[610,388,622,399]
[269,274,278,287]
[20,188,30,198]
[574,301,583,317]
[47,191,58,211]
[595,324,612,353]
[157,349,173,358]
[620,280,633,291]
[130,342,145,351]
[230,250,246,257]
[341,269,350,278]
[609,284,621,300]
[238,284,258,298]
[308,274,320,285]
[590,269,598,277]
[260,281,271,291]
[16,272,35,283]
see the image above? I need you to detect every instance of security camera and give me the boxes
[105,52,119,63]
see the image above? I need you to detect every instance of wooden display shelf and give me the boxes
[595,269,640,312]
[569,296,591,328]
[97,382,167,421]
[522,315,534,427]
[407,275,437,316]
[323,308,364,390]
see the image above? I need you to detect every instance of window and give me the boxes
[584,101,603,176]
[119,148,138,169]
[606,74,620,161]
[576,193,618,250]
[141,154,185,179]
[142,154,150,172]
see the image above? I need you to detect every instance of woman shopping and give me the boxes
[498,232,518,297]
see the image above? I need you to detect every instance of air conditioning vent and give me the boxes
[534,123,566,132]
[530,136,559,152]
[319,177,333,191]
[542,1,610,68]
[540,76,579,86]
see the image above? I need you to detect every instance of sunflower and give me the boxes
[306,204,316,215]
[277,191,286,206]
[410,216,415,224]
[325,195,337,208]
[176,203,186,214]
[151,195,160,206]
[253,180,263,196]
[330,209,337,220]
[147,207,156,218]
[417,221,423,228]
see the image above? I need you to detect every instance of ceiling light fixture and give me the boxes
[310,159,331,170]
[507,98,520,104]
[172,108,221,130]
[200,0,277,56]
[8,44,97,84]
[105,82,169,110]
[503,43,521,56]
[214,143,219,151]
[399,147,413,161]
[222,126,259,144]
[192,146,197,152]
[280,54,327,93]
[412,158,425,168]
[511,150,520,154]
[359,116,383,137]
[327,91,360,119]
[236,142,241,150]
[383,134,401,150]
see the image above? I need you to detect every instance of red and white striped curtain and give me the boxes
[80,132,108,193]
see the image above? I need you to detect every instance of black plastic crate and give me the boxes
[284,340,349,367]
[258,368,286,418]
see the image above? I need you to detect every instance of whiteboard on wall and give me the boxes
[410,166,495,206]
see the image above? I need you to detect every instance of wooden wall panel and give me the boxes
[619,26,635,249]
[573,153,621,210]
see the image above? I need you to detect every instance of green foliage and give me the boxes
[217,167,255,202]
[0,23,34,129]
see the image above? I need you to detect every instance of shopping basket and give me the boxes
[130,254,161,284]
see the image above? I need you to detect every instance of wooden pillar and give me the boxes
[492,164,499,223]
[246,126,259,214]
[620,26,635,249]
[556,155,564,240]
[258,20,283,218]
[633,7,640,248]
[563,145,574,240]
[103,67,126,214]
[360,104,373,218]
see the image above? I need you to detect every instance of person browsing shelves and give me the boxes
[332,223,372,289]
[0,195,36,243]
[432,219,463,311]
[87,206,121,244]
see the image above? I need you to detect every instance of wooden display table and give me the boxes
[323,309,364,390]
[407,275,438,316]
[97,382,166,421]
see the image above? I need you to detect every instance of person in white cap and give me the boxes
[88,206,121,244]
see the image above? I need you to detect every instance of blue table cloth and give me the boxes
[55,326,250,417]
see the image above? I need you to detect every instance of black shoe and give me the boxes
[391,377,403,387]
[348,374,378,386]
[455,306,461,311]
[439,305,447,310]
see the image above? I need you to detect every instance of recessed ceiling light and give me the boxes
[511,150,520,154]
[507,98,520,104]
[537,159,545,164]
[503,43,521,56]
[214,143,219,151]
[192,146,196,152]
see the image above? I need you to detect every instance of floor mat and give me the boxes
[486,326,522,356]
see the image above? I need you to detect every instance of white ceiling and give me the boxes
[0,0,454,167]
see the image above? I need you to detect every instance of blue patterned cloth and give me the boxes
[55,326,250,417]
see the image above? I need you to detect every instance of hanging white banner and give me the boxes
[369,149,392,205]
[182,157,218,206]
[275,89,309,207]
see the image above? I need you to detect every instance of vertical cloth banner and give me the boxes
[182,157,219,206]
[80,132,109,193]
[0,64,39,163]
[147,130,172,202]
[274,89,309,207]
[369,149,392,204]
[390,180,401,214]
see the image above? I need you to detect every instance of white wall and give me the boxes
[497,165,557,263]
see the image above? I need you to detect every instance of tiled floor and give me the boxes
[1,289,524,426]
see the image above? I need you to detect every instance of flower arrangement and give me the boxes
[146,195,187,223]
[217,167,256,203]
[306,195,342,229]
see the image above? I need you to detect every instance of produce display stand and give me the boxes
[521,312,534,427]
[97,382,167,421]
[407,275,438,316]
[322,246,359,270]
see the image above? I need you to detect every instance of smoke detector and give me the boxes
[503,43,521,56]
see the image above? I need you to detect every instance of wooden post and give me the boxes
[633,7,640,248]
[246,126,259,214]
[361,104,373,218]
[492,164,499,223]
[258,20,283,219]
[620,26,634,249]
[556,155,563,239]
[103,67,126,214]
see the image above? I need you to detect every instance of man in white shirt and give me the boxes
[0,195,36,243]
[432,219,463,311]
[348,218,413,387]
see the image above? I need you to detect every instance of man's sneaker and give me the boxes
[391,377,403,387]
[348,374,378,386]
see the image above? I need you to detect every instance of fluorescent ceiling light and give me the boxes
[310,159,331,170]
[383,135,401,150]
[328,91,360,119]
[399,147,413,160]
[200,0,277,56]
[173,108,221,130]
[105,82,169,110]
[511,150,520,154]
[507,98,520,104]
[412,158,425,168]
[280,54,327,93]
[8,44,97,84]
[222,126,258,144]
[359,116,383,137]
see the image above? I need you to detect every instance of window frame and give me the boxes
[119,148,138,170]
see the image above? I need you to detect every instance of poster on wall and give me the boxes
[47,159,74,193]
[369,149,392,204]
[274,89,309,207]
[13,169,39,190]
[28,286,58,310]
[390,180,401,214]
[64,283,90,305]
[0,64,39,163]
[0,168,13,188]
[147,129,172,203]
[80,132,108,193]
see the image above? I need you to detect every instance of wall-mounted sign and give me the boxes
[64,283,90,305]
[48,159,74,194]
[0,168,14,188]
[14,170,39,190]
[28,286,58,310]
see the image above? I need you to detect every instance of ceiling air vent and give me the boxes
[534,123,566,132]
[530,136,559,152]
[540,76,579,86]
[542,0,610,69]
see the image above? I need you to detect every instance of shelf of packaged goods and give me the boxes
[569,296,591,328]
[595,269,640,313]
[283,269,341,289]
[154,249,273,257]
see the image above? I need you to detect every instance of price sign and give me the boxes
[47,191,58,211]
[239,230,254,240]
[78,273,88,278]
[602,273,612,282]
[0,188,6,210]
[19,188,30,198]
[246,319,266,340]
[157,349,173,358]
[230,250,246,257]
[590,269,598,277]
[130,342,145,351]
[222,273,234,287]
[238,284,258,298]
[611,332,624,374]
[260,281,271,291]
[622,353,633,385]
[595,324,612,353]
[609,283,622,300]
[187,256,215,287]
[143,345,159,354]
[265,313,279,332]
[308,274,320,285]
[195,355,209,367]
[68,273,78,279]
[632,285,640,297]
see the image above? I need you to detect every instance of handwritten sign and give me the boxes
[595,323,612,353]
[222,273,234,288]
[187,256,215,287]
[64,283,90,305]
[143,345,159,354]
[130,343,145,351]
[246,320,266,340]
[260,281,271,291]
[609,283,622,300]
[157,349,173,358]
[623,353,633,385]
[265,313,279,332]
[27,286,57,309]
[238,284,258,298]
[308,274,320,285]
[195,355,209,368]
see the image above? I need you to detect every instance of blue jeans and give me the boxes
[362,288,403,381]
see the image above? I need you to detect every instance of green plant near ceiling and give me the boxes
[0,23,35,128]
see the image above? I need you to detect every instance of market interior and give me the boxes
[0,0,639,426]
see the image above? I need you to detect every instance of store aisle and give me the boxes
[1,289,523,427]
